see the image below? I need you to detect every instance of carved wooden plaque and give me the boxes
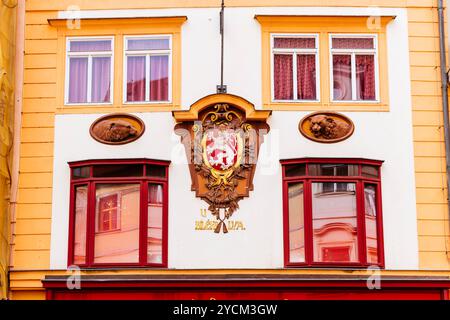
[90,113,145,145]
[299,111,354,143]
[174,94,271,233]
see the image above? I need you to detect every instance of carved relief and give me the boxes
[299,112,354,143]
[174,94,271,233]
[90,113,145,145]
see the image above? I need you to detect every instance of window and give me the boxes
[282,159,384,267]
[69,159,169,267]
[330,35,378,102]
[124,36,171,103]
[65,37,113,104]
[272,35,319,101]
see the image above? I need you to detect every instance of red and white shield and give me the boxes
[205,129,239,171]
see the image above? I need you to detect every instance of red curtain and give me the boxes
[333,55,352,101]
[297,55,316,100]
[150,55,169,101]
[332,38,374,49]
[274,54,293,100]
[274,38,315,49]
[126,56,146,102]
[356,55,376,100]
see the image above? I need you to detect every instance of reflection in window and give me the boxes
[312,182,358,263]
[73,186,88,265]
[288,183,305,263]
[365,184,379,264]
[94,184,140,264]
[148,184,163,264]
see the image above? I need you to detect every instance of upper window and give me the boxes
[65,37,114,105]
[272,35,319,102]
[330,35,378,102]
[124,36,171,104]
[69,159,169,268]
[281,159,384,268]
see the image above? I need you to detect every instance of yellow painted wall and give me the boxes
[10,0,450,299]
[0,0,17,299]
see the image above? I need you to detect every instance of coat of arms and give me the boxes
[174,94,271,233]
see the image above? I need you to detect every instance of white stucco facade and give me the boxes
[50,7,418,270]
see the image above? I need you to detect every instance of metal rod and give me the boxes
[217,0,226,93]
[437,0,450,255]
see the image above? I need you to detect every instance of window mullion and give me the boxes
[145,54,151,102]
[87,55,93,103]
[351,53,357,101]
[292,53,298,100]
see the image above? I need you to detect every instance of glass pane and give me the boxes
[288,183,305,263]
[362,165,379,178]
[308,164,358,176]
[93,164,143,178]
[274,37,315,49]
[94,184,140,264]
[146,165,166,179]
[285,164,306,177]
[365,184,379,264]
[150,55,169,101]
[72,166,90,179]
[297,54,316,100]
[356,55,376,101]
[73,185,88,265]
[148,184,164,264]
[70,40,112,52]
[127,56,146,102]
[332,38,374,49]
[128,38,170,50]
[312,182,358,263]
[274,54,293,100]
[333,55,352,100]
[68,57,88,103]
[91,57,111,103]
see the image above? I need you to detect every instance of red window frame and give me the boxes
[281,158,385,268]
[68,158,170,268]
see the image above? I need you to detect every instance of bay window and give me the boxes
[282,158,384,267]
[69,159,169,268]
[65,37,113,104]
[124,36,171,103]
[331,35,378,102]
[272,35,319,101]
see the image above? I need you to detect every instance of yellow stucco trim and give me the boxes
[255,15,393,111]
[50,16,186,113]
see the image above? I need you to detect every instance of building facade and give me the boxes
[8,0,450,299]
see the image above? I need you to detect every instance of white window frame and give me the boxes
[123,35,172,104]
[270,33,320,103]
[329,34,380,103]
[65,36,114,106]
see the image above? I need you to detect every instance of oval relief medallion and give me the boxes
[299,111,354,143]
[90,113,145,145]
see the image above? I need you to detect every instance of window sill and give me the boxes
[56,103,181,114]
[263,102,389,112]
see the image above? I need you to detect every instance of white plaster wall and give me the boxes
[50,7,418,270]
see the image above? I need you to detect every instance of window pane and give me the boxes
[127,56,146,102]
[93,164,143,178]
[332,38,374,49]
[148,184,164,264]
[288,183,305,263]
[297,55,316,100]
[365,184,379,264]
[68,57,88,103]
[274,37,315,49]
[72,166,90,179]
[274,54,293,100]
[128,38,170,50]
[312,182,358,263]
[70,40,112,52]
[333,55,352,100]
[73,185,88,265]
[308,164,358,176]
[94,184,140,264]
[91,57,111,103]
[146,165,166,179]
[150,55,169,101]
[362,165,379,178]
[285,164,306,177]
[356,55,376,100]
